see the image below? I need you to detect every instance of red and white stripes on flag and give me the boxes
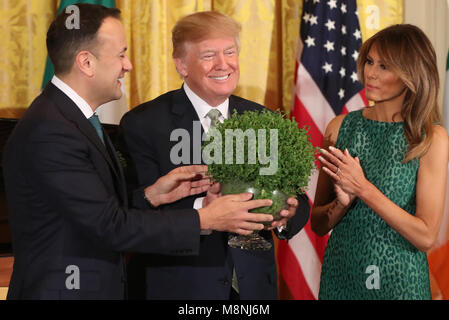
[277,0,368,300]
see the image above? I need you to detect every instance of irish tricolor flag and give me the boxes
[445,51,449,130]
[428,50,449,300]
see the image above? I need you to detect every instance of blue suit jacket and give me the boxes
[3,83,201,299]
[120,86,310,300]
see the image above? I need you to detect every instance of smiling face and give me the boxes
[91,17,133,105]
[174,36,240,106]
[363,45,405,104]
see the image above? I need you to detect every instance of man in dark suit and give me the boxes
[120,11,310,300]
[3,4,274,300]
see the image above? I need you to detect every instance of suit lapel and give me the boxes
[171,87,204,164]
[104,132,127,205]
[229,95,253,115]
[171,87,203,134]
[229,95,239,115]
[43,83,122,184]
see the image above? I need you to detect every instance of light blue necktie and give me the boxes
[206,108,222,131]
[200,108,223,235]
[206,108,239,293]
[88,113,104,144]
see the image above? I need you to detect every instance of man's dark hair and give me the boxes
[46,3,121,75]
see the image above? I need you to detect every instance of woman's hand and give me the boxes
[319,146,366,200]
[333,183,355,208]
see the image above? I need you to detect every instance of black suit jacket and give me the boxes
[119,86,309,300]
[3,83,201,300]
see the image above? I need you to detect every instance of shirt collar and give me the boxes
[183,82,229,120]
[51,75,95,119]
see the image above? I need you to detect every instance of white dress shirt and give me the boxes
[183,83,230,234]
[51,75,95,119]
[183,82,229,132]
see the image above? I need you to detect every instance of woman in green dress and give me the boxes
[312,24,449,299]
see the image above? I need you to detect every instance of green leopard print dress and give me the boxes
[318,109,431,300]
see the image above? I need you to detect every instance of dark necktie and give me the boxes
[88,113,104,144]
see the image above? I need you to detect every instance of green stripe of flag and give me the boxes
[41,0,116,89]
[445,50,449,131]
[447,49,449,71]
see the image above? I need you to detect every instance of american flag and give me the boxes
[277,0,368,299]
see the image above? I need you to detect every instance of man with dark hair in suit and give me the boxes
[120,11,310,300]
[3,4,274,300]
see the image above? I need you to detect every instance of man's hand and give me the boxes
[202,181,221,207]
[144,165,210,207]
[198,193,274,235]
[266,196,298,230]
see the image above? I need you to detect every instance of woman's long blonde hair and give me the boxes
[357,24,441,162]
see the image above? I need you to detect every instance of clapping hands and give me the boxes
[319,146,367,206]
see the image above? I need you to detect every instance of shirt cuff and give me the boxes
[194,197,205,210]
[195,197,212,236]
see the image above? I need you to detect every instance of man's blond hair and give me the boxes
[172,11,241,58]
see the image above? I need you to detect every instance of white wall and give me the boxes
[404,0,449,112]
